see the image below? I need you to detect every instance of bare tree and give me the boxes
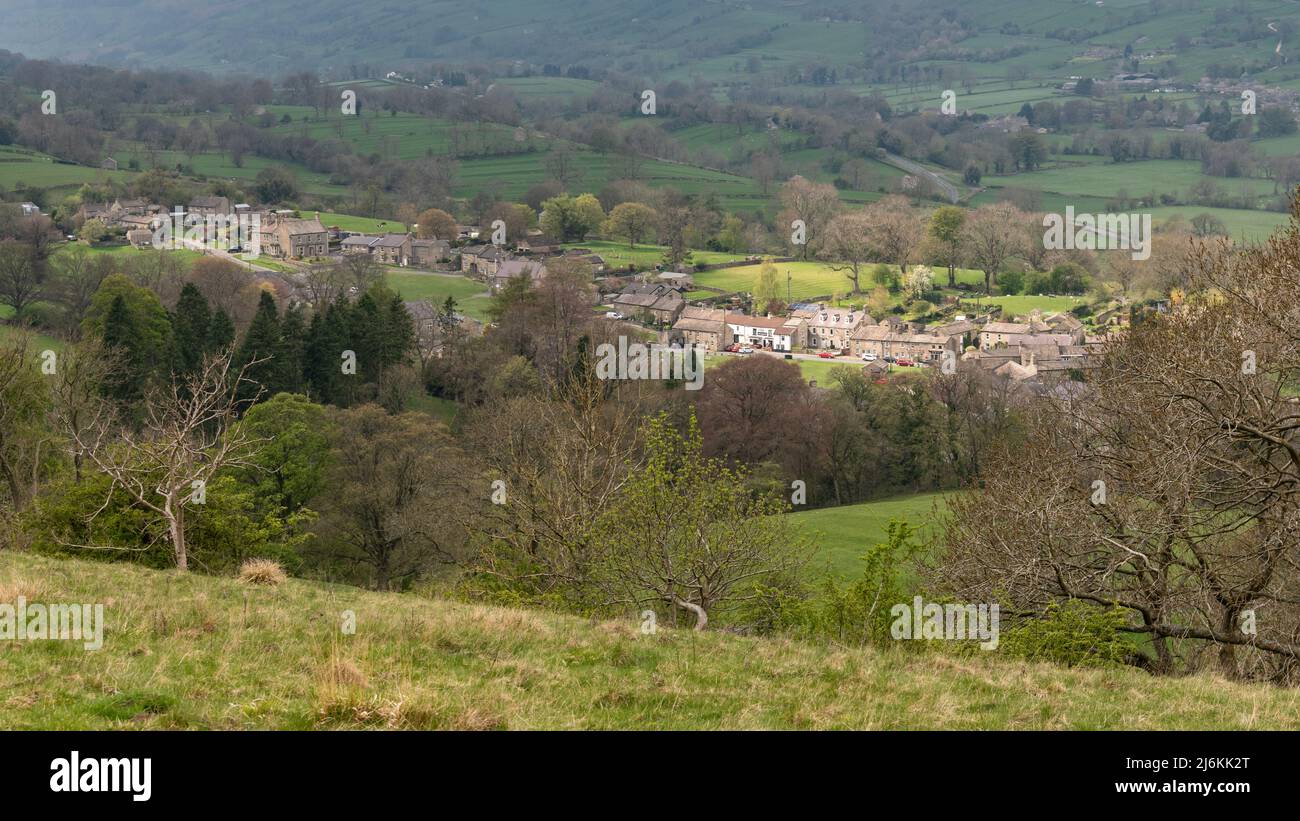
[821,211,874,293]
[64,351,264,570]
[864,195,924,278]
[937,215,1300,681]
[964,202,1024,294]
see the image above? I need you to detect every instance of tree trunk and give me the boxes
[1218,608,1240,679]
[674,598,708,631]
[167,495,188,571]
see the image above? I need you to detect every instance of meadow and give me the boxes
[4,550,1299,729]
[795,492,951,579]
[385,271,493,321]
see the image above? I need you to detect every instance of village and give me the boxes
[54,192,1119,391]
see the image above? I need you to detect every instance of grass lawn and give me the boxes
[53,243,206,269]
[0,320,65,353]
[795,492,952,579]
[315,212,405,234]
[962,293,1087,317]
[4,550,1299,729]
[694,260,855,300]
[563,240,746,272]
[385,271,493,322]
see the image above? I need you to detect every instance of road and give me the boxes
[880,151,961,203]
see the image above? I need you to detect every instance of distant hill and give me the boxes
[8,0,1300,85]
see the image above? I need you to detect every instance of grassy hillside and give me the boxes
[4,551,1300,729]
[795,492,951,578]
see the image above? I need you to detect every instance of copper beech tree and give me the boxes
[937,210,1300,682]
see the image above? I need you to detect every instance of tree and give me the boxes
[1259,106,1298,138]
[964,202,1023,294]
[821,211,874,294]
[48,245,113,336]
[696,356,817,468]
[717,214,745,253]
[604,202,657,248]
[235,290,283,401]
[234,393,332,514]
[1009,132,1047,171]
[63,350,265,571]
[539,194,602,242]
[0,239,45,321]
[0,331,52,510]
[543,144,583,191]
[902,265,934,301]
[939,210,1300,681]
[311,405,471,589]
[657,205,694,269]
[928,206,966,287]
[592,413,811,628]
[777,175,840,260]
[571,193,605,241]
[254,165,299,204]
[753,258,781,313]
[171,282,212,378]
[864,195,923,278]
[415,207,458,241]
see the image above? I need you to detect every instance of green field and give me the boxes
[386,271,492,321]
[795,492,951,579]
[0,145,134,196]
[562,240,747,272]
[961,294,1089,317]
[985,159,1276,206]
[315,212,403,234]
[492,76,602,99]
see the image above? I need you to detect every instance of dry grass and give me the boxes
[237,559,287,587]
[4,552,1300,729]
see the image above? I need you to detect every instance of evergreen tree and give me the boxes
[171,282,212,377]
[235,291,281,402]
[101,294,143,404]
[276,303,307,395]
[208,308,235,352]
[382,292,415,370]
[351,291,385,384]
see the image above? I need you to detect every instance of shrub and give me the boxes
[998,600,1131,668]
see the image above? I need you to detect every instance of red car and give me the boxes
[817,351,836,359]
[896,358,915,367]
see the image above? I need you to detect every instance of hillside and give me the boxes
[3,552,1299,730]
[7,0,1300,85]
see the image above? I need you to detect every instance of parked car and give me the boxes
[860,353,878,361]
[605,311,625,320]
[897,358,915,367]
[739,346,754,354]
[725,343,741,353]
[883,356,896,363]
[817,351,836,359]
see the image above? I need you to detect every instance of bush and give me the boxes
[743,520,924,645]
[998,600,1131,668]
